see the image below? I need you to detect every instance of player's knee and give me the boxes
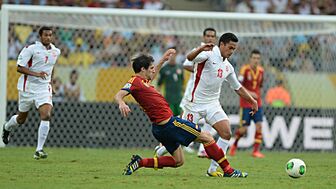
[218,131,231,140]
[175,159,184,167]
[40,112,51,121]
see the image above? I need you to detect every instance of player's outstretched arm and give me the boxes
[115,90,131,117]
[153,48,176,80]
[187,43,214,61]
[236,86,258,115]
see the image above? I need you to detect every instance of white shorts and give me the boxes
[18,90,53,112]
[182,101,228,126]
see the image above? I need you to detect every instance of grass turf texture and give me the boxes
[0,147,335,189]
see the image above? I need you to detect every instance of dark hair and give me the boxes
[250,49,261,57]
[218,32,238,46]
[39,26,53,36]
[131,54,154,73]
[203,27,216,36]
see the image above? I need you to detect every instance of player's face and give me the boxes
[40,30,53,46]
[203,31,216,44]
[250,54,261,68]
[219,41,237,58]
[145,64,156,80]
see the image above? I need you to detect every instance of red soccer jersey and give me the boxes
[239,64,264,108]
[121,75,173,124]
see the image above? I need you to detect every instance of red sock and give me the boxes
[203,140,234,174]
[233,130,242,146]
[140,156,176,169]
[253,131,262,152]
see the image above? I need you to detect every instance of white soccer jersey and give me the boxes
[186,45,241,104]
[17,41,61,93]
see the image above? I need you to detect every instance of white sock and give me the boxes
[157,146,168,157]
[36,120,50,151]
[198,143,205,154]
[208,137,230,173]
[5,115,19,131]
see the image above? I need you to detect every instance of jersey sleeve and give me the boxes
[193,51,209,64]
[121,77,138,93]
[226,64,242,90]
[17,45,34,67]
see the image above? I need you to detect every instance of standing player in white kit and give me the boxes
[184,32,258,177]
[2,26,61,159]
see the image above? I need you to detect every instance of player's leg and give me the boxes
[2,91,32,144]
[230,108,250,156]
[34,103,52,159]
[34,91,53,159]
[195,129,248,178]
[2,111,29,144]
[203,103,232,175]
[252,107,264,158]
[197,119,214,158]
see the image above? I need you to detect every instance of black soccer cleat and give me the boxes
[122,155,142,175]
[2,123,10,145]
[34,150,48,160]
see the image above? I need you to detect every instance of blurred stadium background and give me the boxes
[0,0,335,153]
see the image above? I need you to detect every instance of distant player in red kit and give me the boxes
[115,49,248,177]
[230,49,265,158]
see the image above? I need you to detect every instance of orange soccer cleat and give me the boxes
[252,151,265,158]
[229,145,237,156]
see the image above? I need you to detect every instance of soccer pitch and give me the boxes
[0,147,335,189]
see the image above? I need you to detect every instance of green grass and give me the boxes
[0,147,335,189]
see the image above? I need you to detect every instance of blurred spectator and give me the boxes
[265,79,291,107]
[143,0,164,10]
[52,76,65,102]
[272,0,288,13]
[236,0,254,13]
[251,0,272,13]
[64,69,83,101]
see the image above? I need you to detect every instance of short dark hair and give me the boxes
[250,49,261,57]
[203,27,216,36]
[218,32,238,46]
[39,26,53,36]
[131,54,154,73]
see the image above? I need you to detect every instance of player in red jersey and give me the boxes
[115,49,250,177]
[229,49,265,158]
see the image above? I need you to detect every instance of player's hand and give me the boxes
[38,71,48,80]
[119,103,131,117]
[161,48,176,62]
[200,43,214,51]
[249,99,258,116]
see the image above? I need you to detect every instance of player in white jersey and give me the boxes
[185,32,258,177]
[180,28,218,157]
[2,26,61,159]
[154,28,218,157]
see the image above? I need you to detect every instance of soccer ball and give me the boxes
[285,158,306,178]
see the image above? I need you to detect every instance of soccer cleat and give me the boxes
[123,155,142,175]
[2,123,10,145]
[34,150,48,160]
[224,169,248,178]
[229,145,237,156]
[206,171,223,177]
[252,151,265,158]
